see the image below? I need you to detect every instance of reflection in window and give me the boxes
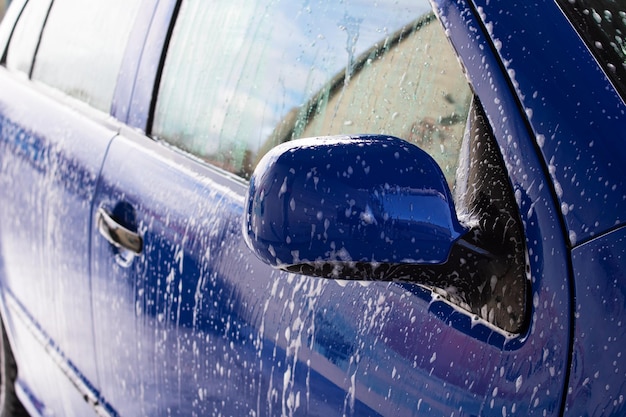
[31,0,140,112]
[153,0,472,186]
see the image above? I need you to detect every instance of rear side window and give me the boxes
[31,0,141,112]
[5,0,51,75]
[152,0,472,183]
[558,0,626,99]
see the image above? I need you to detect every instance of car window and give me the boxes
[5,0,51,75]
[557,0,626,99]
[452,97,528,333]
[30,0,141,112]
[152,0,472,186]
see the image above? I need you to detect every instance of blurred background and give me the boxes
[0,0,8,22]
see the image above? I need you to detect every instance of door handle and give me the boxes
[96,208,143,255]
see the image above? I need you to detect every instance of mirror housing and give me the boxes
[243,135,469,280]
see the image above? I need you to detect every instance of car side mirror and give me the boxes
[243,135,471,280]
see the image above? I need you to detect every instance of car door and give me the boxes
[479,0,626,415]
[90,0,572,416]
[0,0,147,415]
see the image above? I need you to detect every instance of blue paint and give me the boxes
[0,0,624,416]
[566,226,626,416]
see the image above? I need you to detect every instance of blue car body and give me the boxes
[0,0,624,416]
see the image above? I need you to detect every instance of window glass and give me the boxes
[5,0,51,75]
[558,0,626,98]
[31,0,141,112]
[450,98,528,333]
[153,0,472,184]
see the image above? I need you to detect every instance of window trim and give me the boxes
[124,0,182,132]
[1,0,52,76]
[0,0,27,65]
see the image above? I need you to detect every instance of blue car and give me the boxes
[0,0,624,416]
